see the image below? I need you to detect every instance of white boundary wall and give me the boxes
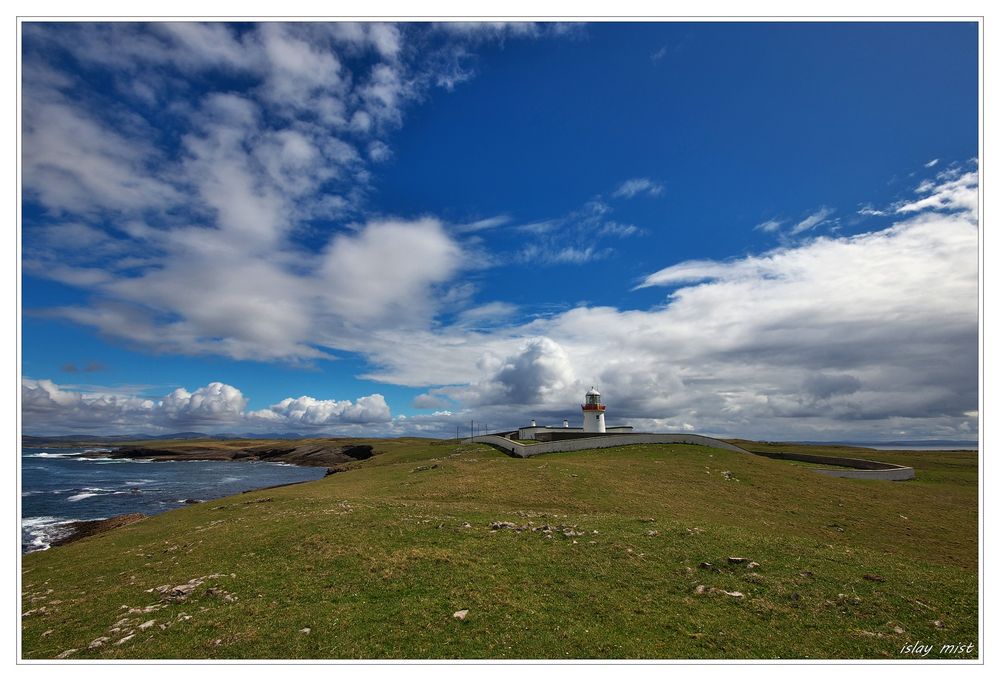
[464,433,915,481]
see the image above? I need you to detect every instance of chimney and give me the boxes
[563,419,569,428]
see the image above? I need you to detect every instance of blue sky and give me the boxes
[21,21,980,440]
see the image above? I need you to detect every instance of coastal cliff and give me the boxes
[78,440,376,469]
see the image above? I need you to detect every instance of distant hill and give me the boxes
[792,439,978,448]
[21,432,307,447]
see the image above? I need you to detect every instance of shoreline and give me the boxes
[21,443,365,553]
[72,440,376,470]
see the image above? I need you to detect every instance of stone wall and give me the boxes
[465,433,916,481]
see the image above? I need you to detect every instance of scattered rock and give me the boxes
[461,522,472,529]
[55,649,78,659]
[242,497,273,504]
[747,562,760,569]
[490,521,518,530]
[934,620,945,629]
[721,471,738,481]
[167,583,197,600]
[639,517,655,523]
[646,530,660,537]
[138,619,156,631]
[41,629,53,637]
[800,571,814,578]
[115,634,135,645]
[863,574,885,582]
[720,590,744,598]
[698,562,715,571]
[300,627,311,635]
[411,464,439,473]
[893,626,905,634]
[453,609,469,621]
[694,585,708,595]
[727,557,749,564]
[88,636,109,649]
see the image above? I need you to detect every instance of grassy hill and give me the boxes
[21,438,978,660]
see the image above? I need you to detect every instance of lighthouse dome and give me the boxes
[586,386,601,397]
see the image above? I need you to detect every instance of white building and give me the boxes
[516,387,633,441]
[581,387,606,433]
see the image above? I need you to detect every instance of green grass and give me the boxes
[21,439,978,660]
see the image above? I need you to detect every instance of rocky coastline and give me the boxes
[29,440,377,549]
[50,513,147,548]
[76,441,376,471]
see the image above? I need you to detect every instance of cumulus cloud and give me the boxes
[20,25,979,442]
[160,383,248,424]
[21,23,550,363]
[22,378,392,434]
[354,170,978,441]
[249,394,391,426]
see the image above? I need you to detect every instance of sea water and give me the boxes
[20,447,326,553]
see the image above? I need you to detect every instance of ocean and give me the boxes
[20,447,326,553]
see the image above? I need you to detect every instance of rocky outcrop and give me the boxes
[85,441,376,469]
[51,513,146,547]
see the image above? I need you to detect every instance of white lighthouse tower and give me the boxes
[582,387,606,433]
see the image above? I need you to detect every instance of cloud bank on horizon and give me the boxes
[21,22,979,441]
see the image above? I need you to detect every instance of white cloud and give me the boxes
[790,206,834,235]
[896,170,978,219]
[161,383,248,424]
[599,221,642,238]
[454,215,511,233]
[21,95,181,215]
[22,378,392,434]
[754,218,784,233]
[518,245,611,265]
[857,204,887,217]
[925,158,940,168]
[612,177,663,199]
[23,23,561,364]
[356,183,978,440]
[249,394,391,426]
[317,218,463,326]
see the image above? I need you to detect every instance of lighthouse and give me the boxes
[582,387,606,433]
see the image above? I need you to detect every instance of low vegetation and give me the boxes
[21,438,978,659]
